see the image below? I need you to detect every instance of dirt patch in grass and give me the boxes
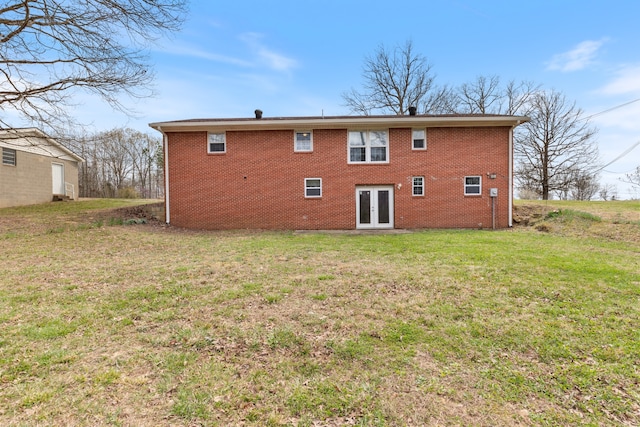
[80,201,165,225]
[512,204,554,227]
[513,202,640,243]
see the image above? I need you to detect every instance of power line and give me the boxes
[583,97,640,121]
[577,98,640,171]
[596,140,640,173]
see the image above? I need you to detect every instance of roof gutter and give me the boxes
[149,115,530,133]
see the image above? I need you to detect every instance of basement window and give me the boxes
[464,176,482,195]
[2,148,16,166]
[412,176,424,196]
[304,178,322,198]
[207,132,226,153]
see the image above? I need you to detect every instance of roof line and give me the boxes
[150,114,529,132]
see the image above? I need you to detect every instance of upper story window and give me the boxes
[412,129,426,150]
[348,130,388,163]
[295,131,313,152]
[207,132,226,153]
[464,176,482,195]
[2,148,16,166]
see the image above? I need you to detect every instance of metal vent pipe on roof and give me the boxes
[255,109,263,119]
[408,106,417,116]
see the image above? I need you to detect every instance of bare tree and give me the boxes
[599,183,618,201]
[569,171,600,201]
[422,85,459,114]
[64,127,163,198]
[125,131,162,198]
[342,40,446,115]
[503,80,538,115]
[514,90,599,200]
[99,129,134,195]
[455,75,538,115]
[0,0,187,130]
[457,75,502,114]
[621,165,640,190]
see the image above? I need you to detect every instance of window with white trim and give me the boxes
[464,176,482,195]
[2,148,16,166]
[304,178,322,198]
[348,130,388,163]
[412,176,424,196]
[294,131,313,152]
[207,132,226,153]
[412,129,426,150]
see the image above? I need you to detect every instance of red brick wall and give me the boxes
[166,126,512,230]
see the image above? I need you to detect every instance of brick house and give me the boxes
[149,112,528,230]
[0,128,83,208]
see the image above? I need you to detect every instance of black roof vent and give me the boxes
[408,106,417,116]
[255,109,263,119]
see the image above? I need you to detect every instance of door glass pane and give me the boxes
[378,190,389,224]
[359,191,371,224]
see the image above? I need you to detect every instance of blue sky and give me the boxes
[68,0,640,198]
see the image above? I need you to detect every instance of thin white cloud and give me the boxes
[598,64,640,95]
[546,39,607,72]
[239,32,298,73]
[158,43,253,67]
[156,33,298,74]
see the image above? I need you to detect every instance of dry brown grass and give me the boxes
[1,199,638,426]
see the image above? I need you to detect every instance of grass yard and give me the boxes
[0,199,638,426]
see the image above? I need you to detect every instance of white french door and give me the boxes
[356,186,394,229]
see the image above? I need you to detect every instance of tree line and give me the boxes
[2,3,635,201]
[62,129,163,199]
[343,41,614,201]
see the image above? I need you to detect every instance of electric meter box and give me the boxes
[490,188,498,197]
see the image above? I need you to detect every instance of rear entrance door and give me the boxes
[356,186,394,229]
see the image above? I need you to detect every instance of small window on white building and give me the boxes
[412,176,424,196]
[305,178,322,198]
[464,176,482,195]
[207,132,226,153]
[295,131,313,152]
[412,129,426,150]
[2,148,16,166]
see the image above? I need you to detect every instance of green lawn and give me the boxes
[0,199,638,426]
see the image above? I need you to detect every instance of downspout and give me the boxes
[508,122,520,227]
[158,127,170,225]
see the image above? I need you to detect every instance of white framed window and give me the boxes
[294,131,313,152]
[304,178,322,198]
[412,129,426,150]
[412,176,424,196]
[207,132,226,153]
[2,148,16,166]
[464,176,482,195]
[348,130,389,163]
